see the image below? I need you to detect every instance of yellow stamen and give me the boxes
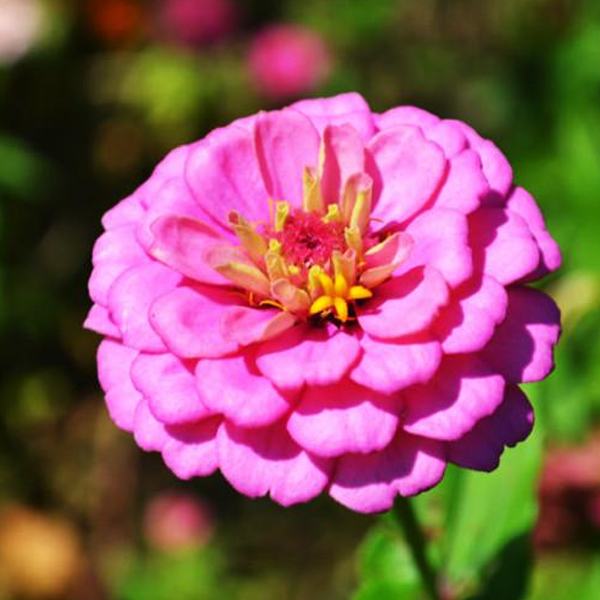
[348,285,373,300]
[323,203,341,223]
[334,297,349,322]
[318,272,334,297]
[275,201,290,232]
[334,273,348,297]
[310,295,335,315]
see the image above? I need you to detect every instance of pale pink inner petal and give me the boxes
[330,434,446,513]
[220,306,297,347]
[368,125,447,226]
[447,385,534,471]
[254,108,320,205]
[287,380,400,458]
[196,354,296,428]
[320,124,365,204]
[255,324,361,391]
[403,355,505,441]
[350,334,442,395]
[482,287,561,384]
[358,266,450,339]
[217,420,332,506]
[149,285,240,359]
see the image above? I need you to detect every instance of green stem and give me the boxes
[391,497,442,600]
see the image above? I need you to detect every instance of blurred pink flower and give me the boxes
[86,93,561,513]
[156,0,237,48]
[144,492,213,551]
[0,0,43,65]
[248,25,331,99]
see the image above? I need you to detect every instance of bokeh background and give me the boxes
[1,1,600,599]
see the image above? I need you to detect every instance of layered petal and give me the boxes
[255,108,320,206]
[287,380,400,458]
[330,434,446,513]
[162,418,221,479]
[350,334,442,395]
[149,285,240,359]
[218,420,333,506]
[133,399,169,452]
[255,324,361,391]
[131,353,213,425]
[107,263,182,352]
[196,354,296,427]
[482,287,561,383]
[358,266,449,339]
[448,386,534,471]
[470,207,540,285]
[403,355,505,441]
[368,125,447,226]
[97,340,141,432]
[434,275,508,354]
[291,92,375,141]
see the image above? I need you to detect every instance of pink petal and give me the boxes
[161,417,221,479]
[507,187,562,278]
[358,266,450,340]
[291,92,375,142]
[320,124,365,204]
[448,385,534,471]
[376,106,440,131]
[287,380,400,458]
[220,306,297,347]
[84,304,120,338]
[482,287,561,383]
[255,108,320,205]
[97,339,141,432]
[89,225,148,306]
[434,275,508,354]
[451,120,513,197]
[131,353,214,426]
[101,194,145,229]
[217,420,333,506]
[196,354,296,427]
[433,149,488,214]
[255,324,361,391]
[403,355,505,441]
[368,125,447,226]
[148,215,229,286]
[184,125,269,228]
[425,120,467,157]
[397,208,472,287]
[330,434,447,513]
[108,263,181,352]
[350,334,442,395]
[133,399,169,452]
[470,207,541,285]
[149,285,240,359]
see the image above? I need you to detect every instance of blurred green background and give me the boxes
[1,1,600,599]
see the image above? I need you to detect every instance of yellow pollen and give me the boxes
[309,273,373,323]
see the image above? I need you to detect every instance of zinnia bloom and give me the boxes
[85,93,561,513]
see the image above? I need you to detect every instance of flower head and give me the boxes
[86,93,561,513]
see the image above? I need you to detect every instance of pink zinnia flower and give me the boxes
[248,25,331,99]
[85,93,561,513]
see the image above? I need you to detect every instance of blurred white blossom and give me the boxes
[0,0,44,65]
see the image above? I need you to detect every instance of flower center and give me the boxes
[209,166,411,325]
